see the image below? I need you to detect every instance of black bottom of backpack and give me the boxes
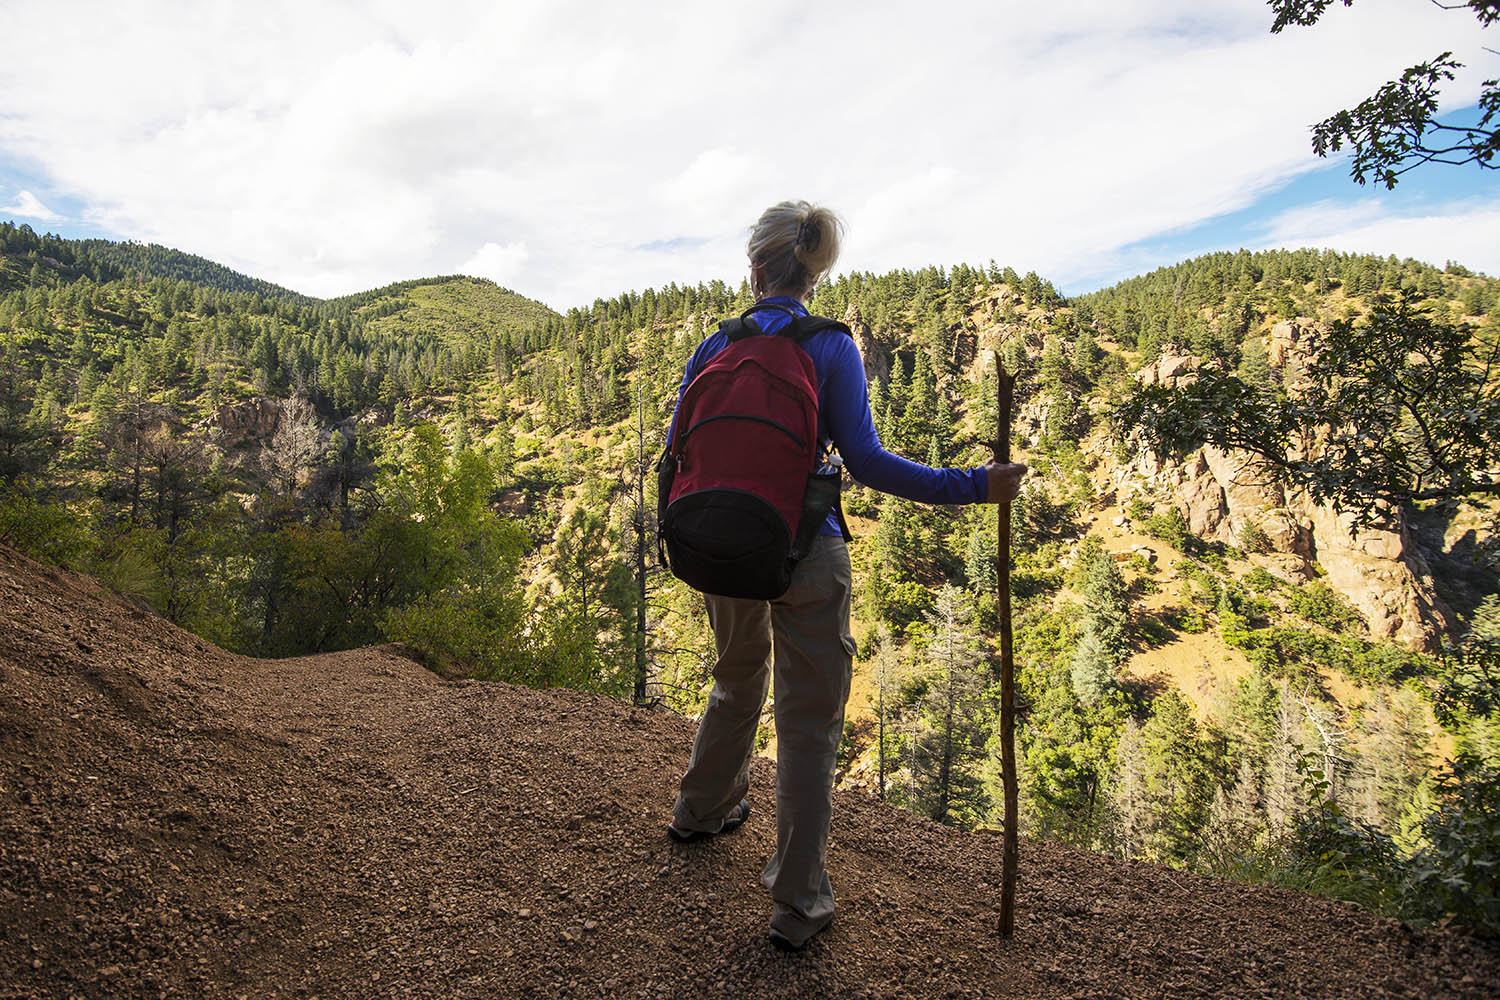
[663,490,793,600]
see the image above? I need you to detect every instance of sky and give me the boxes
[0,0,1495,310]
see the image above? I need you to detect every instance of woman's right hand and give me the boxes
[983,462,1027,503]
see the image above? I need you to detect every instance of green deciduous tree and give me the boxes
[545,507,636,694]
[1270,0,1498,187]
[1120,292,1500,527]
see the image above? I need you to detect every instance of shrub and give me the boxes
[1285,787,1405,917]
[1288,580,1365,632]
[1244,566,1281,594]
[1177,607,1210,633]
[1178,561,1221,607]
[1349,642,1430,686]
[875,579,935,632]
[1012,565,1064,600]
[0,492,93,567]
[1142,507,1191,550]
[92,532,165,608]
[843,485,877,518]
[385,583,536,683]
[1239,520,1273,554]
[1403,755,1500,934]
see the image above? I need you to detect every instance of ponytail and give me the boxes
[747,201,843,299]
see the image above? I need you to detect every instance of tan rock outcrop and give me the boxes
[1304,503,1451,650]
[1137,354,1197,389]
[1016,394,1053,450]
[1118,355,1452,652]
[1267,320,1305,369]
[844,305,888,385]
[1259,508,1314,561]
[202,397,280,446]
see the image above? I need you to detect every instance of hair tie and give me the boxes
[796,219,819,253]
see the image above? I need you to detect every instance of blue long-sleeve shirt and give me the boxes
[670,297,989,534]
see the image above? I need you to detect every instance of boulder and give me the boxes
[1258,507,1315,560]
[1257,552,1316,585]
[1137,354,1197,389]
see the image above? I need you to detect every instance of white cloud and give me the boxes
[1,189,62,222]
[1256,197,1500,275]
[654,148,761,227]
[0,0,1492,306]
[460,241,529,287]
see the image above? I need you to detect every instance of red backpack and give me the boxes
[657,305,852,600]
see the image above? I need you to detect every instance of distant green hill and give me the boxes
[79,238,311,302]
[0,221,563,422]
[336,276,557,352]
[0,221,302,299]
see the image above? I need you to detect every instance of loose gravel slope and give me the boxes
[2,544,1497,999]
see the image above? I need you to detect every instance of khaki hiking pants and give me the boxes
[672,535,854,946]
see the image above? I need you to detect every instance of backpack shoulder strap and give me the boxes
[724,306,851,344]
[739,302,798,324]
[720,315,763,343]
[786,314,853,344]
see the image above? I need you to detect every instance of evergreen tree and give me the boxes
[547,507,635,693]
[1069,537,1129,704]
[911,586,990,827]
[1133,691,1211,863]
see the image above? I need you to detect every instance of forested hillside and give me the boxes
[3,218,1498,932]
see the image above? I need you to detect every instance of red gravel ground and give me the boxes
[2,542,1498,999]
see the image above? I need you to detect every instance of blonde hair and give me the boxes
[747,200,843,299]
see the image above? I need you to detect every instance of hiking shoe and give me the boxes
[667,799,749,843]
[769,928,806,952]
[769,914,831,953]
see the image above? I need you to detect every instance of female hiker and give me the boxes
[665,199,1026,951]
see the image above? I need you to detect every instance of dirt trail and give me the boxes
[2,543,1497,999]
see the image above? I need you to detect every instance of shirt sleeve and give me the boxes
[819,334,988,505]
[665,332,726,448]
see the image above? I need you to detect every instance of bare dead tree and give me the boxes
[262,396,321,504]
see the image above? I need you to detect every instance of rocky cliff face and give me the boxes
[843,305,889,385]
[1114,342,1453,652]
[199,397,281,446]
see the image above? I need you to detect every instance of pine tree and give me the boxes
[548,507,635,693]
[1111,718,1150,858]
[1070,537,1129,704]
[1354,688,1430,832]
[1236,334,1274,396]
[912,586,990,826]
[873,625,902,801]
[1135,691,1210,862]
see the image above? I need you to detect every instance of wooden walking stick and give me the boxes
[995,357,1019,939]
